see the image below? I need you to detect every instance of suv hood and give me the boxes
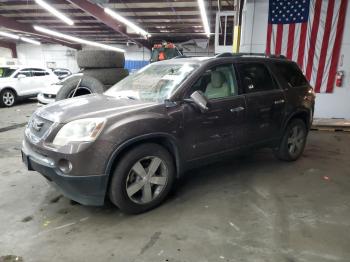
[35,94,157,123]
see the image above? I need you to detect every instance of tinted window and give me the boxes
[32,69,49,76]
[190,64,238,100]
[0,68,16,78]
[15,70,32,78]
[237,63,276,93]
[274,62,309,87]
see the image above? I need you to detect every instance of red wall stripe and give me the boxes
[314,0,335,92]
[305,0,323,80]
[326,0,348,93]
[286,23,295,60]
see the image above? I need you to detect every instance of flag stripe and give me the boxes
[305,0,323,80]
[266,23,272,54]
[275,24,283,55]
[286,23,295,59]
[297,22,308,69]
[314,0,335,92]
[326,0,348,93]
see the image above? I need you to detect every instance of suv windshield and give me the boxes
[105,62,199,102]
[0,68,16,78]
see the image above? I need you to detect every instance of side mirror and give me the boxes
[17,74,26,79]
[190,91,209,112]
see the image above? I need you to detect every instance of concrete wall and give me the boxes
[240,0,350,119]
[16,44,79,73]
[0,47,13,59]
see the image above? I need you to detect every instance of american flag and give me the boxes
[266,0,348,93]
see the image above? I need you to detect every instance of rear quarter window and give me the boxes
[274,62,309,88]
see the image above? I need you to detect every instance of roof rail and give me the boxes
[215,52,286,59]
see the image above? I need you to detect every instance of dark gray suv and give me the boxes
[22,54,315,214]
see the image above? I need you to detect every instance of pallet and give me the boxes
[311,118,350,132]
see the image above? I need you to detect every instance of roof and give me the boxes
[0,0,236,48]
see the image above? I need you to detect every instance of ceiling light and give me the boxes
[34,26,125,53]
[35,0,74,26]
[0,31,41,45]
[0,31,20,40]
[197,0,210,37]
[104,8,150,37]
[21,37,41,45]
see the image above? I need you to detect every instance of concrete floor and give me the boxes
[1,101,350,262]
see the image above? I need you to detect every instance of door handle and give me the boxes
[274,99,285,105]
[230,106,245,113]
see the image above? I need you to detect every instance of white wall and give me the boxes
[16,44,79,73]
[240,0,350,119]
[0,47,13,59]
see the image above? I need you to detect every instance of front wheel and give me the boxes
[109,143,175,214]
[274,119,307,161]
[0,89,16,107]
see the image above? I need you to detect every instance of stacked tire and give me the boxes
[56,50,129,101]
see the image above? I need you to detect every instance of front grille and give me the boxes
[28,114,54,140]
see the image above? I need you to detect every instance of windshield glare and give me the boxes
[0,68,16,78]
[105,63,199,102]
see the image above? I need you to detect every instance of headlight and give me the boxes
[53,118,106,147]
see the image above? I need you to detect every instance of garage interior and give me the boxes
[1,0,350,261]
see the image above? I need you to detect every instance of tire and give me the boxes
[109,143,176,214]
[0,89,16,107]
[82,68,129,86]
[56,76,106,101]
[274,118,307,161]
[77,50,125,68]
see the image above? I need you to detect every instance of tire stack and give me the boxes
[56,50,129,101]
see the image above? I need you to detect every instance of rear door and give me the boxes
[31,68,50,93]
[236,62,286,144]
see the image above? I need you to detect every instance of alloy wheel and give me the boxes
[126,156,168,204]
[287,125,305,156]
[2,91,15,106]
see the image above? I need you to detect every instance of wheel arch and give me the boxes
[284,109,311,131]
[105,133,182,180]
[1,86,18,96]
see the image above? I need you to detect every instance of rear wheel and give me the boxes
[0,89,16,107]
[109,143,175,214]
[275,119,307,161]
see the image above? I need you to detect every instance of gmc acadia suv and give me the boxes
[22,53,315,214]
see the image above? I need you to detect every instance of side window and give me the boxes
[237,63,276,93]
[274,62,309,88]
[32,69,48,77]
[15,69,32,78]
[190,64,238,100]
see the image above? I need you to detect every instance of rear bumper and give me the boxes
[22,141,108,206]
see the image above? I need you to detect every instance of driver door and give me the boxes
[182,63,247,161]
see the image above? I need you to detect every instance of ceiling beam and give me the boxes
[65,0,149,48]
[0,15,81,49]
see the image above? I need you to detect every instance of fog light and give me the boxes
[58,159,72,173]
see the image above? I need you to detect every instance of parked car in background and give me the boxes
[52,68,71,80]
[0,67,58,107]
[22,53,315,214]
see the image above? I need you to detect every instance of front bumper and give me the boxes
[37,93,56,105]
[21,140,108,206]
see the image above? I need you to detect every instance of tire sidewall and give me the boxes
[279,119,307,161]
[0,89,16,107]
[109,143,175,214]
